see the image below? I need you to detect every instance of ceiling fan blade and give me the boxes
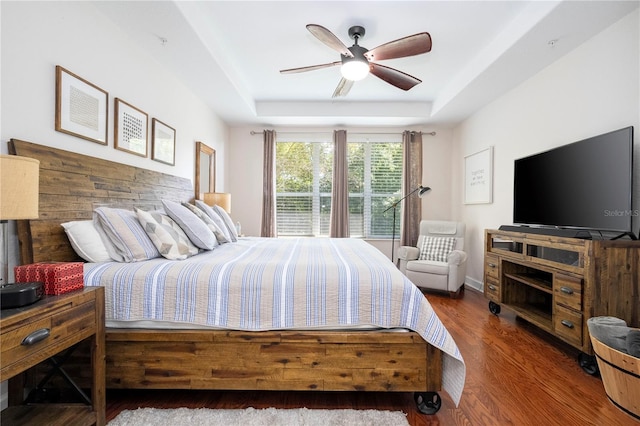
[280,61,341,74]
[365,32,432,61]
[332,78,354,98]
[306,24,353,57]
[369,63,422,91]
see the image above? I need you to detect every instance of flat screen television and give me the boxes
[513,126,634,236]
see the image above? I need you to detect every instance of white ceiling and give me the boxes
[93,1,638,128]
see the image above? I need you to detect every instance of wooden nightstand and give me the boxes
[0,286,105,425]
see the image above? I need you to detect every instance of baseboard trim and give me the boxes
[465,276,483,292]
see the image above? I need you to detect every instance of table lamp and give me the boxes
[1,155,40,286]
[203,192,231,214]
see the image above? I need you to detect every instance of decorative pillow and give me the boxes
[135,208,199,260]
[93,218,126,262]
[94,207,160,262]
[418,237,456,262]
[587,316,630,353]
[212,205,238,242]
[195,200,233,242]
[182,202,228,244]
[61,220,112,263]
[161,200,217,250]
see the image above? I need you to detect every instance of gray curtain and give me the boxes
[261,130,277,237]
[400,131,423,248]
[330,130,349,237]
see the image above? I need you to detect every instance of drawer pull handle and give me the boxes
[560,287,574,295]
[21,328,50,346]
[488,263,496,268]
[488,285,497,291]
[561,320,574,329]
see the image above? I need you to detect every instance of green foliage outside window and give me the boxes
[276,138,402,238]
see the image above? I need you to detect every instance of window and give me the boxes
[276,134,332,236]
[347,134,403,238]
[275,133,403,238]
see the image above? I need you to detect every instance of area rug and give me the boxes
[108,406,410,425]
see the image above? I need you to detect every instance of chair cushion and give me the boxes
[419,236,456,262]
[406,259,450,275]
[424,221,458,235]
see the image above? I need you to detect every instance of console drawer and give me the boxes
[554,274,582,311]
[553,304,582,347]
[485,254,500,281]
[485,278,501,302]
[0,299,96,379]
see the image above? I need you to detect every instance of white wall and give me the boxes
[0,1,228,266]
[226,125,454,259]
[1,2,228,174]
[0,1,228,408]
[454,10,640,291]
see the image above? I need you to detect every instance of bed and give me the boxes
[9,139,465,414]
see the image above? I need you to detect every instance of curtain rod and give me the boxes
[249,130,436,136]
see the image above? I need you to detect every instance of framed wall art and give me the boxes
[115,98,148,157]
[55,65,108,145]
[151,118,176,166]
[464,146,493,204]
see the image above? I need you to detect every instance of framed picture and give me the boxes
[465,146,493,204]
[151,118,176,165]
[55,66,108,145]
[115,98,148,157]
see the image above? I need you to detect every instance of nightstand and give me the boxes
[0,286,105,425]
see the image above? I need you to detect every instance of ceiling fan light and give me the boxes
[341,60,369,81]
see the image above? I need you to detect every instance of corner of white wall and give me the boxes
[455,9,640,289]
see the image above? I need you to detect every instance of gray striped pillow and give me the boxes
[94,207,160,262]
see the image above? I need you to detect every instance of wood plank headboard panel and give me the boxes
[9,139,194,264]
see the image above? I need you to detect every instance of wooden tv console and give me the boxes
[483,228,639,372]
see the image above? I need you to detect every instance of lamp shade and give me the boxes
[0,155,39,220]
[203,192,231,213]
[418,186,431,197]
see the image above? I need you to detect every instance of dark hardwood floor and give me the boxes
[105,288,638,425]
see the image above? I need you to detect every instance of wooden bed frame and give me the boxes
[9,139,444,414]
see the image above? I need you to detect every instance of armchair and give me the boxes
[398,220,467,297]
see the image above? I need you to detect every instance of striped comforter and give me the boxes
[84,237,465,404]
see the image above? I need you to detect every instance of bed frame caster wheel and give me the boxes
[578,352,599,375]
[488,301,501,315]
[414,392,442,414]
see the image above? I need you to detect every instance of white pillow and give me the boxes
[194,200,233,242]
[135,208,200,260]
[212,205,238,242]
[61,220,112,263]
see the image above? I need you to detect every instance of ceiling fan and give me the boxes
[280,24,432,98]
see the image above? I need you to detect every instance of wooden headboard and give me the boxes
[9,139,193,264]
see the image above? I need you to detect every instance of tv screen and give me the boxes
[513,126,634,234]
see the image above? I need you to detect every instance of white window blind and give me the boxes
[275,133,402,238]
[347,134,403,238]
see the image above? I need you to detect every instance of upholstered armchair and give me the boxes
[398,220,467,297]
